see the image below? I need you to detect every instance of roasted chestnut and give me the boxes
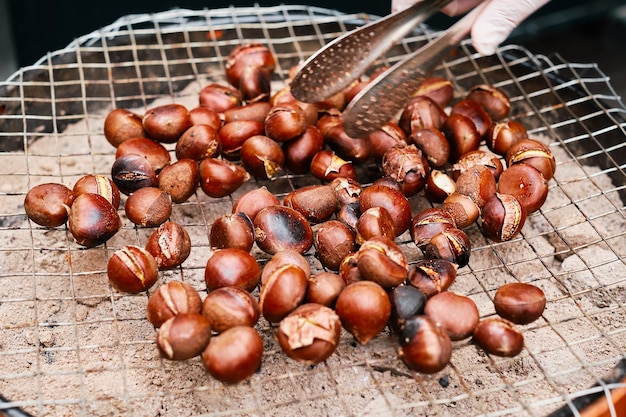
[209,212,255,252]
[104,108,146,148]
[259,263,308,323]
[424,291,480,340]
[283,184,338,224]
[282,125,325,174]
[199,82,242,113]
[146,281,203,328]
[505,138,556,181]
[25,183,75,227]
[107,245,159,293]
[305,272,346,307]
[473,317,524,357]
[397,315,452,374]
[156,313,212,361]
[73,174,120,210]
[480,193,527,242]
[145,221,192,270]
[198,157,250,198]
[389,285,427,333]
[68,193,122,247]
[309,150,357,182]
[314,220,357,272]
[124,187,172,227]
[202,286,260,332]
[410,207,457,248]
[253,205,314,255]
[422,228,472,268]
[497,164,549,214]
[381,143,430,197]
[493,282,546,325]
[201,326,263,384]
[204,248,261,292]
[175,124,221,161]
[142,103,192,143]
[359,184,412,237]
[231,186,280,221]
[466,84,511,121]
[335,281,391,345]
[111,153,157,195]
[157,158,199,203]
[357,236,408,289]
[407,259,458,298]
[115,137,171,172]
[240,134,284,179]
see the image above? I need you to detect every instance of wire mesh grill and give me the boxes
[0,5,625,417]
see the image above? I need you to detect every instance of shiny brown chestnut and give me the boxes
[422,227,472,268]
[224,101,272,124]
[259,263,308,323]
[454,165,497,210]
[146,281,202,328]
[202,286,260,332]
[260,249,311,285]
[497,164,549,214]
[253,205,314,255]
[305,272,346,307]
[25,183,74,227]
[466,84,511,121]
[317,112,371,164]
[265,102,309,142]
[407,258,458,298]
[410,207,457,248]
[124,187,172,227]
[201,326,263,384]
[142,103,192,144]
[381,143,430,197]
[441,113,481,163]
[145,221,191,270]
[204,248,261,292]
[337,201,361,231]
[156,313,212,361]
[314,220,357,272]
[355,206,395,245]
[505,138,556,181]
[231,186,280,221]
[338,252,362,286]
[493,282,546,324]
[115,137,171,172]
[225,43,276,101]
[175,124,221,161]
[399,95,447,135]
[72,174,120,210]
[441,192,481,230]
[209,212,255,252]
[282,125,325,175]
[198,157,250,198]
[397,315,452,374]
[473,317,524,357]
[450,99,492,139]
[277,303,341,365]
[218,120,266,159]
[413,76,454,108]
[451,149,504,181]
[68,193,122,247]
[424,291,480,340]
[157,158,199,203]
[329,177,362,206]
[481,193,527,242]
[283,184,338,224]
[424,169,456,203]
[367,122,407,160]
[199,82,242,113]
[357,236,408,290]
[309,150,357,182]
[104,108,146,148]
[111,153,157,195]
[107,245,158,293]
[486,120,528,156]
[240,134,284,179]
[409,128,450,169]
[189,106,222,130]
[335,281,391,345]
[389,285,427,333]
[359,184,412,237]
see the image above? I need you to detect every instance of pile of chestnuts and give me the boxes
[24,41,555,383]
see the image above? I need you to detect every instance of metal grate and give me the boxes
[1,5,625,417]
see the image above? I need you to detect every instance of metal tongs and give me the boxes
[290,0,489,137]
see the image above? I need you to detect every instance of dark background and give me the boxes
[2,0,626,97]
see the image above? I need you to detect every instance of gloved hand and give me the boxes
[391,0,551,55]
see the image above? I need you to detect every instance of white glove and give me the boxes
[391,0,551,55]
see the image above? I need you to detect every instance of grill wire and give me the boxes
[1,5,626,417]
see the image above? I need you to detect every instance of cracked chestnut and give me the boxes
[202,286,260,332]
[407,259,458,298]
[145,221,191,270]
[107,245,158,293]
[259,263,308,323]
[73,174,120,210]
[481,193,527,242]
[156,313,212,361]
[146,281,203,328]
[124,187,172,227]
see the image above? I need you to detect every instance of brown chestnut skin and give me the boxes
[381,143,430,197]
[323,124,372,165]
[218,120,265,159]
[209,212,255,252]
[450,99,492,139]
[441,113,481,163]
[198,157,250,198]
[493,282,546,325]
[68,193,122,247]
[189,106,222,130]
[240,134,284,179]
[367,122,407,160]
[202,286,260,333]
[413,76,454,108]
[355,206,395,245]
[231,186,280,221]
[225,43,276,101]
[481,193,527,242]
[264,102,310,142]
[407,259,458,298]
[259,264,308,323]
[73,174,120,210]
[201,326,263,384]
[103,108,146,148]
[397,315,452,374]
[115,137,171,173]
[199,82,243,113]
[107,245,159,294]
[451,149,504,182]
[253,205,314,255]
[399,95,447,135]
[335,281,391,345]
[145,221,192,270]
[441,192,480,230]
[146,281,202,328]
[454,165,497,210]
[314,220,357,272]
[306,272,346,308]
[497,164,549,214]
[357,236,408,290]
[175,124,221,161]
[142,103,192,144]
[224,101,271,124]
[283,184,338,225]
[409,128,450,169]
[124,187,172,228]
[505,138,556,181]
[410,207,457,248]
[25,183,74,227]
[389,285,427,333]
[260,249,311,285]
[204,248,261,292]
[157,158,199,203]
[424,169,456,203]
[359,184,412,237]
[486,120,528,156]
[466,84,511,121]
[156,313,212,361]
[337,201,361,231]
[424,291,480,340]
[111,153,158,195]
[473,317,524,357]
[423,228,472,268]
[282,125,325,175]
[277,303,342,365]
[329,177,362,207]
[309,150,357,182]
